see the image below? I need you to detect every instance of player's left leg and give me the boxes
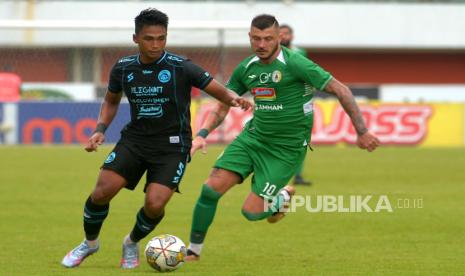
[241,144,306,223]
[120,150,188,269]
[241,185,295,221]
[121,183,176,269]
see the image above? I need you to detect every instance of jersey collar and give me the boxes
[137,51,167,65]
[246,49,286,68]
[276,49,286,65]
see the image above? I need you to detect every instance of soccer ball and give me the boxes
[144,234,187,272]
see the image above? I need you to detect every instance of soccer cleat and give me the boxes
[293,175,312,186]
[61,239,99,268]
[120,238,140,269]
[184,249,200,261]
[267,185,296,224]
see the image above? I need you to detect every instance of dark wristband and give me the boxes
[94,123,107,134]
[196,128,209,138]
[356,128,368,136]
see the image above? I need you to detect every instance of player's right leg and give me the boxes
[186,135,253,261]
[185,168,241,261]
[62,169,127,268]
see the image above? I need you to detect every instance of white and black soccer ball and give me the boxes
[144,234,187,272]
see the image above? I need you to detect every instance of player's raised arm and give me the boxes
[202,79,252,111]
[323,78,380,152]
[190,102,231,157]
[85,91,123,152]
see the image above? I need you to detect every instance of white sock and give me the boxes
[86,239,99,248]
[188,243,203,256]
[280,189,291,202]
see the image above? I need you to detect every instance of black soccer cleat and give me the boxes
[185,249,200,261]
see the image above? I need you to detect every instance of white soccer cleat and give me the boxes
[62,240,99,268]
[120,237,140,269]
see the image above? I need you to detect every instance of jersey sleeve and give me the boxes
[107,63,123,93]
[290,54,333,91]
[226,65,247,96]
[183,60,213,89]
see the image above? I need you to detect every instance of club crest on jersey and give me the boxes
[158,70,171,83]
[272,70,282,83]
[251,87,276,101]
[104,152,116,164]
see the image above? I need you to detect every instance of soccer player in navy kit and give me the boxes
[62,8,251,269]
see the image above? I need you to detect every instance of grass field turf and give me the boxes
[0,145,464,275]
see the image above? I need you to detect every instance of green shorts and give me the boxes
[214,131,307,200]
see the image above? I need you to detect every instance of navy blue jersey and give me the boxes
[108,51,213,151]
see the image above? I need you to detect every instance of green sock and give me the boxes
[241,192,288,221]
[190,184,222,244]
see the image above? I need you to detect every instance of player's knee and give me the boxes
[199,184,222,204]
[91,188,112,205]
[241,209,267,221]
[205,168,240,194]
[144,199,166,217]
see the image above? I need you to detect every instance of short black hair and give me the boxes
[135,8,169,34]
[280,24,293,34]
[251,14,279,30]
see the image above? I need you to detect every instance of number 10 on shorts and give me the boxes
[262,182,276,196]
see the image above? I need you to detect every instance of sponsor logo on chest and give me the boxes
[251,87,276,101]
[258,70,282,84]
[255,104,283,111]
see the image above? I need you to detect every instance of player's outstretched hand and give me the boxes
[230,97,253,111]
[190,136,207,157]
[85,132,105,152]
[356,131,380,152]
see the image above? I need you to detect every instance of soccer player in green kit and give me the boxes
[185,14,380,260]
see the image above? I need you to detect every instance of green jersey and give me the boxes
[227,46,332,147]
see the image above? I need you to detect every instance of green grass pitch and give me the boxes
[0,145,464,275]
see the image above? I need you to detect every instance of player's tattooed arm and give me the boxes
[323,78,380,152]
[203,103,231,133]
[191,103,230,156]
[323,78,367,136]
[209,111,224,131]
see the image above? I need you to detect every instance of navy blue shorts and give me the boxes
[101,139,190,192]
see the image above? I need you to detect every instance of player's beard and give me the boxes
[260,43,280,62]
